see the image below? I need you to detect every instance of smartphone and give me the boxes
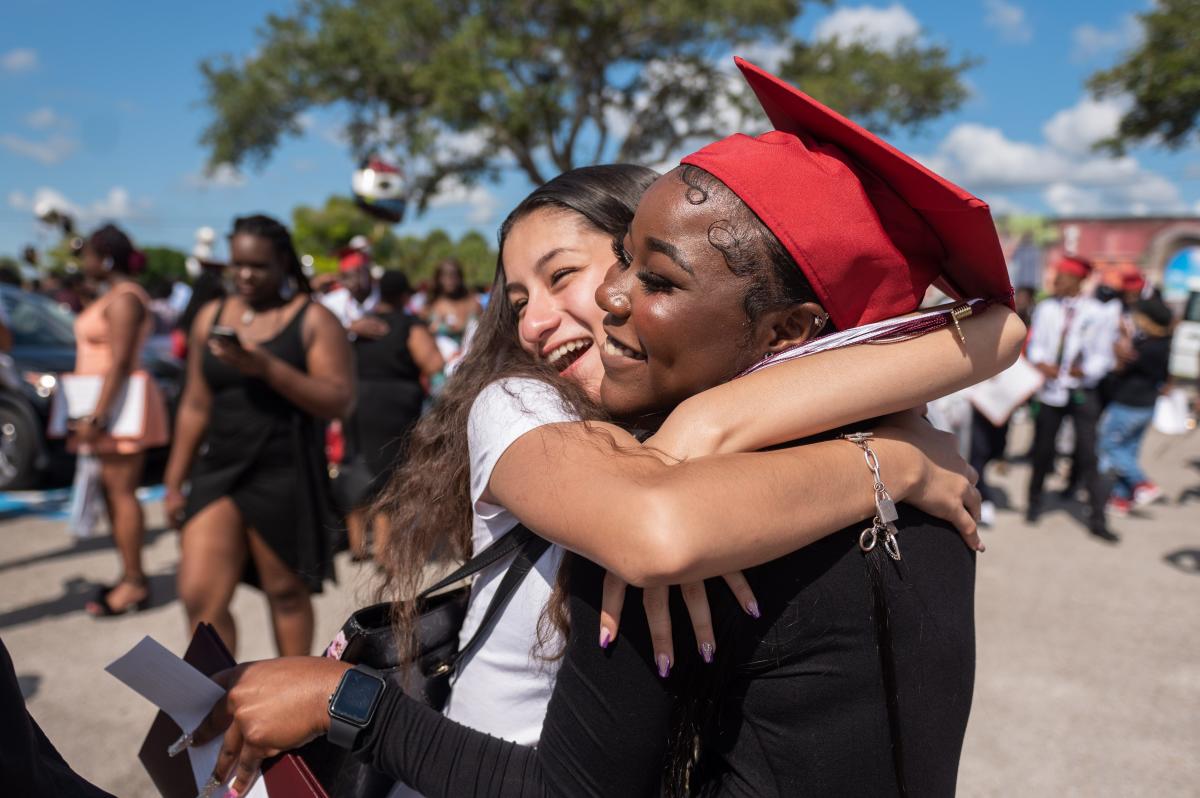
[209,325,242,347]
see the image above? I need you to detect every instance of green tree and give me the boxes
[201,0,975,209]
[1089,0,1200,153]
[140,246,188,284]
[292,195,389,272]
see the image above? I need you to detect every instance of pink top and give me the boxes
[70,281,169,453]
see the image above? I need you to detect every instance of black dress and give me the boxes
[353,506,975,797]
[345,309,427,501]
[184,299,336,593]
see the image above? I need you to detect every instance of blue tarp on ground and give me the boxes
[0,485,165,520]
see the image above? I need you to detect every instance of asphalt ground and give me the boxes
[2,420,1197,797]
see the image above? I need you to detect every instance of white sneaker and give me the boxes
[1133,482,1163,506]
[979,500,995,528]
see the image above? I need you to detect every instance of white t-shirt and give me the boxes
[320,284,380,328]
[388,377,576,798]
[444,377,578,743]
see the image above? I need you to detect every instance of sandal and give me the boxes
[85,578,151,617]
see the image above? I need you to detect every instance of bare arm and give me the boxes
[164,301,217,493]
[488,419,961,587]
[407,323,445,380]
[91,291,144,422]
[650,305,1026,459]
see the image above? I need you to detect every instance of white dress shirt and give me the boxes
[1025,294,1117,407]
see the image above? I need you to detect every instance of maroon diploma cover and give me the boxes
[137,623,329,798]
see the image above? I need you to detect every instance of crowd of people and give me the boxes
[963,255,1177,545]
[0,58,1188,798]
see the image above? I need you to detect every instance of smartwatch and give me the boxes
[327,664,387,749]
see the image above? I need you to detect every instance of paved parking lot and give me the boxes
[2,422,1198,797]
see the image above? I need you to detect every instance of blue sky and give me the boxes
[2,0,1197,262]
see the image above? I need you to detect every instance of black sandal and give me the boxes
[85,579,151,617]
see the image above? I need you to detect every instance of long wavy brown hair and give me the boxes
[372,164,659,666]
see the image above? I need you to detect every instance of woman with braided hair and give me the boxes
[163,214,353,657]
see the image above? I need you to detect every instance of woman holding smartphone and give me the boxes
[163,214,353,657]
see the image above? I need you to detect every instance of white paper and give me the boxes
[966,356,1045,427]
[47,373,147,438]
[106,636,269,797]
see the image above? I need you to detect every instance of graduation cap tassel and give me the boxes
[737,297,1000,379]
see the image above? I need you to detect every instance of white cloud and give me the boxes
[0,133,78,165]
[983,0,1032,44]
[922,123,1069,188]
[1042,94,1128,156]
[428,176,499,225]
[23,107,63,130]
[919,95,1187,216]
[1,48,37,73]
[1072,15,1140,62]
[8,186,149,223]
[184,163,247,189]
[813,4,922,54]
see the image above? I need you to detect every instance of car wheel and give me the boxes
[0,401,40,491]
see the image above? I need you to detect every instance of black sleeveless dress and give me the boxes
[345,308,427,500]
[184,299,336,593]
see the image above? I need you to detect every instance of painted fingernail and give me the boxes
[746,600,761,619]
[599,628,612,649]
[657,653,671,678]
[700,642,715,664]
[167,730,193,757]
[226,789,240,798]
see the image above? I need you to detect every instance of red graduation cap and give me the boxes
[680,57,1014,330]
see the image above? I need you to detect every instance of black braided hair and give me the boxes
[229,214,312,294]
[676,165,823,330]
[87,223,136,274]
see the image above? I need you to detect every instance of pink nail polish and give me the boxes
[700,642,715,664]
[227,789,239,798]
[746,600,761,619]
[599,628,611,649]
[657,653,671,678]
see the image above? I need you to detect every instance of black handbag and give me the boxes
[302,524,551,798]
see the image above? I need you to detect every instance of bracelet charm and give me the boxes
[842,432,902,561]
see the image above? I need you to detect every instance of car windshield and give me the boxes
[1,287,77,347]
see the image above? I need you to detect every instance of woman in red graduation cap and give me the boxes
[192,60,1020,797]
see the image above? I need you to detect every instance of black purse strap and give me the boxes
[417,524,552,670]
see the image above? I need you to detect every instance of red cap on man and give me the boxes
[1055,256,1093,279]
[338,250,369,273]
[680,58,1013,330]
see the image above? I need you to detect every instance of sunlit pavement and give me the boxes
[1,421,1197,797]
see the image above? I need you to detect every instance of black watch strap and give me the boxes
[327,664,386,750]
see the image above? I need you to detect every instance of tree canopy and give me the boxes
[201,0,975,210]
[290,194,497,284]
[1089,0,1200,153]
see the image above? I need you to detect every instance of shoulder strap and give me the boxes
[210,297,228,333]
[416,524,552,670]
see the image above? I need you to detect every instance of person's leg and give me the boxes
[969,409,996,501]
[1027,403,1065,522]
[87,452,148,614]
[1099,403,1137,500]
[371,512,391,565]
[346,508,368,560]
[1124,405,1156,489]
[1071,391,1113,538]
[176,498,248,655]
[245,528,315,656]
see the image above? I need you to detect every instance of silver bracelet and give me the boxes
[842,432,902,561]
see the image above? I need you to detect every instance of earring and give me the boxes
[813,313,829,332]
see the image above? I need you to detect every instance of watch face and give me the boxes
[331,669,383,725]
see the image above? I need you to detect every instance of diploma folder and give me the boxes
[137,623,329,798]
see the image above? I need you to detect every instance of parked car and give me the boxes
[0,284,183,490]
[1169,279,1200,382]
